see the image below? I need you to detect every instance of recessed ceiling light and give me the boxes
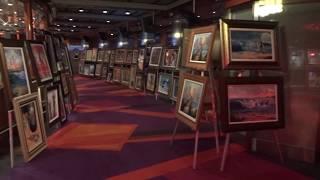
[197,15,200,18]
[8,3,13,6]
[212,11,216,14]
[88,26,91,29]
[73,25,76,28]
[110,33,114,36]
[70,29,74,32]
[106,20,110,23]
[0,9,3,11]
[125,11,131,15]
[78,9,84,13]
[69,18,73,21]
[159,24,162,27]
[102,10,108,14]
[56,24,60,27]
[14,23,17,26]
[14,11,17,14]
[57,29,61,31]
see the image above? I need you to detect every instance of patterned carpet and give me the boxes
[2,76,312,180]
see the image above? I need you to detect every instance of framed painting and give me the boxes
[219,77,285,132]
[0,40,33,106]
[126,50,133,64]
[95,64,102,76]
[138,49,145,71]
[146,72,156,92]
[121,68,130,85]
[13,93,47,162]
[170,76,179,101]
[101,66,108,78]
[220,19,280,70]
[115,49,127,64]
[135,75,143,90]
[28,41,53,83]
[57,84,67,123]
[157,73,172,95]
[132,50,139,64]
[176,73,207,130]
[86,49,92,61]
[104,50,111,63]
[307,49,320,65]
[162,48,180,69]
[44,34,58,75]
[92,48,98,61]
[149,47,163,67]
[185,25,216,71]
[45,85,60,125]
[89,64,95,76]
[106,72,113,82]
[113,67,121,82]
[129,66,137,89]
[97,50,105,62]
[110,50,116,67]
[60,73,69,96]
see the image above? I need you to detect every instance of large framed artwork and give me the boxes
[113,67,121,82]
[176,73,207,130]
[135,75,143,90]
[157,73,171,95]
[129,66,137,89]
[220,19,280,70]
[45,85,60,125]
[115,49,127,64]
[0,40,33,104]
[185,25,216,71]
[86,50,92,61]
[138,49,145,71]
[170,76,179,101]
[126,50,133,64]
[162,48,180,69]
[121,68,130,85]
[219,77,284,132]
[28,42,53,83]
[149,47,163,67]
[132,50,139,64]
[146,73,156,92]
[13,93,47,162]
[60,73,69,96]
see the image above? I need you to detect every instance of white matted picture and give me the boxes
[157,73,171,95]
[149,47,162,67]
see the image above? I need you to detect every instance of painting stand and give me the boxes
[220,130,284,172]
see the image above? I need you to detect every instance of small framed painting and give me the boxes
[185,25,216,71]
[138,49,145,71]
[97,50,105,62]
[113,67,121,82]
[121,68,130,85]
[84,65,90,75]
[176,73,207,130]
[86,49,92,61]
[135,75,143,90]
[220,19,280,70]
[126,50,133,64]
[149,47,163,67]
[132,50,139,64]
[146,73,156,92]
[95,64,102,76]
[101,66,108,78]
[219,77,284,132]
[162,48,180,69]
[115,49,127,64]
[129,66,137,89]
[170,76,179,101]
[28,42,53,83]
[44,34,58,75]
[89,65,95,76]
[45,85,60,125]
[157,73,172,95]
[13,93,47,162]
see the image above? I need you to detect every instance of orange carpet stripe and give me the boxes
[108,144,245,180]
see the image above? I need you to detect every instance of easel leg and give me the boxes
[193,130,200,170]
[170,120,179,146]
[8,110,14,168]
[273,131,284,163]
[213,120,220,154]
[220,133,230,172]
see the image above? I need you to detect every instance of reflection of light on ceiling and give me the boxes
[254,0,283,18]
[173,32,182,39]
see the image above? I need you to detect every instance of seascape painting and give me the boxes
[190,32,212,63]
[30,44,52,82]
[230,28,275,62]
[178,79,204,122]
[227,84,278,124]
[4,47,30,97]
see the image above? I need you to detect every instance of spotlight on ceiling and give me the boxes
[56,24,60,27]
[57,29,61,31]
[69,18,73,21]
[73,25,76,28]
[110,33,114,36]
[88,26,91,29]
[70,29,74,32]
[125,11,131,15]
[78,9,84,13]
[0,9,2,11]
[197,15,201,18]
[106,20,111,23]
[102,10,108,14]
[212,11,216,14]
[8,3,13,6]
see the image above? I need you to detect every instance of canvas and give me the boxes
[135,75,143,90]
[190,33,212,63]
[30,43,53,82]
[146,73,156,91]
[149,47,162,67]
[46,87,60,124]
[163,49,179,68]
[13,93,47,162]
[157,73,171,95]
[129,66,137,88]
[113,67,121,82]
[126,50,133,64]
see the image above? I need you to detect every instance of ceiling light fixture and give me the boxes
[197,15,200,18]
[110,33,114,36]
[212,11,216,14]
[56,24,60,27]
[88,26,91,29]
[14,11,17,14]
[70,29,74,32]
[8,3,13,6]
[69,18,73,21]
[106,20,110,23]
[73,25,76,28]
[125,11,131,15]
[79,9,84,13]
[0,9,3,11]
[102,10,108,14]
[57,29,61,31]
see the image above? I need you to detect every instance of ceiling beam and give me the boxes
[56,12,139,21]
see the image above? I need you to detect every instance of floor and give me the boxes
[1,76,315,180]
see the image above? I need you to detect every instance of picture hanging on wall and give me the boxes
[220,19,280,69]
[101,66,108,78]
[126,50,133,64]
[113,67,121,82]
[185,25,216,71]
[13,93,47,162]
[138,49,145,71]
[45,85,60,125]
[157,73,171,95]
[146,73,156,92]
[115,49,127,64]
[44,34,58,74]
[176,73,207,130]
[29,42,53,83]
[135,75,143,90]
[149,47,163,67]
[132,50,139,64]
[0,40,32,102]
[219,77,284,132]
[162,48,180,68]
[129,66,137,89]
